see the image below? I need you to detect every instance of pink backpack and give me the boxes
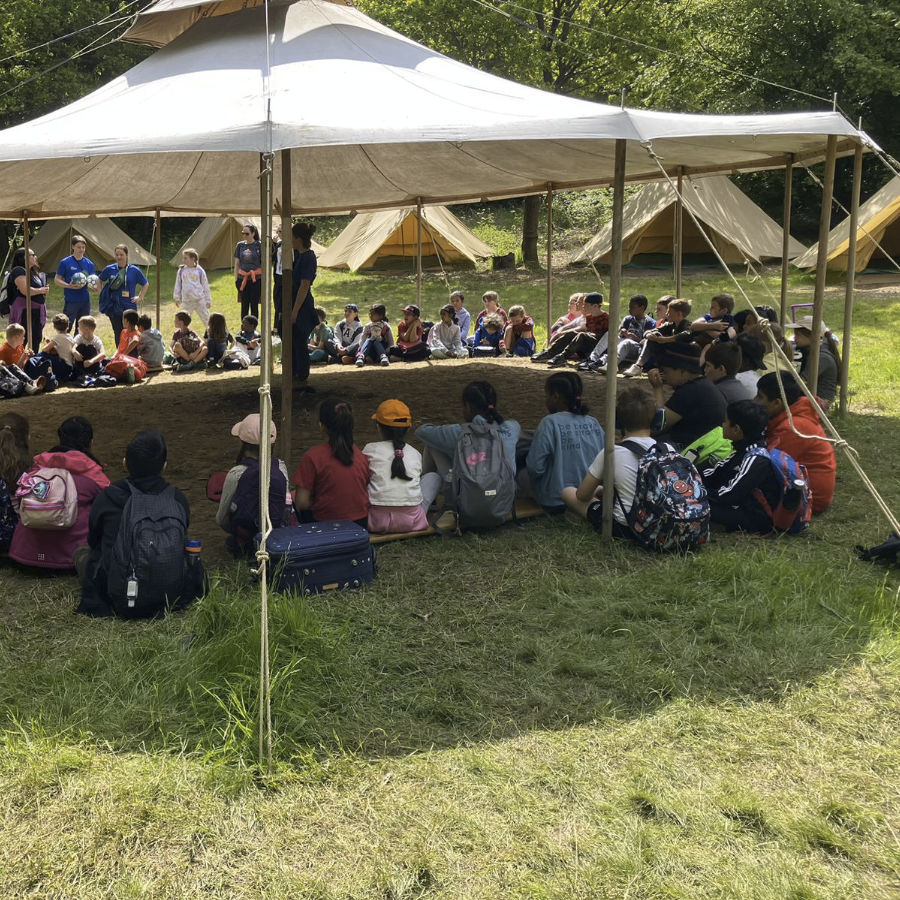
[16,468,78,530]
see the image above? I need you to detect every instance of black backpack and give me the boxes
[107,483,191,618]
[230,457,289,534]
[0,271,11,317]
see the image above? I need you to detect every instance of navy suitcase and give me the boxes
[264,521,375,595]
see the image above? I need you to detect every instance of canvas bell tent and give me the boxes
[317,206,492,271]
[29,218,156,269]
[793,176,900,272]
[171,216,324,269]
[573,176,807,266]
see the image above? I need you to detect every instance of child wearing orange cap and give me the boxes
[363,399,429,533]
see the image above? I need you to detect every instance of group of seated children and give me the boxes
[171,310,261,372]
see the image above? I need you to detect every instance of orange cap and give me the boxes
[372,399,411,427]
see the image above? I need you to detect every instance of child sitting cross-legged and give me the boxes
[562,386,663,537]
[216,414,292,556]
[204,312,234,368]
[42,314,76,382]
[171,310,208,372]
[0,323,47,395]
[355,304,394,367]
[136,314,165,371]
[363,399,430,533]
[504,304,536,357]
[116,309,140,357]
[389,304,428,361]
[702,400,783,534]
[471,313,506,357]
[70,316,105,382]
[308,306,334,364]
[233,314,261,366]
[427,304,465,359]
[335,304,363,364]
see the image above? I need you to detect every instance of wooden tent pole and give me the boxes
[674,168,684,297]
[22,213,31,352]
[545,185,553,339]
[839,144,863,415]
[416,197,423,308]
[155,208,162,326]
[809,135,837,399]
[280,149,294,464]
[601,141,627,538]
[779,155,794,328]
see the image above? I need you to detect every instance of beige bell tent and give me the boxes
[171,215,324,269]
[30,218,156,269]
[573,176,807,266]
[793,176,900,272]
[317,205,492,271]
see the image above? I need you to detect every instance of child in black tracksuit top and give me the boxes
[702,399,781,534]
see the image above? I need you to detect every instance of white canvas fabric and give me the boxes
[0,0,866,219]
[318,206,492,270]
[793,176,900,272]
[29,217,156,268]
[574,176,807,265]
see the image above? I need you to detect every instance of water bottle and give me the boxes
[783,478,806,511]
[185,539,203,565]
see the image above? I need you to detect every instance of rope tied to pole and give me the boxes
[641,141,900,536]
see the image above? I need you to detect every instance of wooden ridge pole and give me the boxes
[280,149,294,464]
[674,168,684,297]
[839,144,863,415]
[155,208,162,326]
[601,141,627,538]
[416,197,423,308]
[545,185,553,340]
[22,213,31,352]
[810,135,837,399]
[779,155,794,328]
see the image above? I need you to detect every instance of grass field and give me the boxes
[2,235,900,897]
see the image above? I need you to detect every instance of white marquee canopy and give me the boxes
[0,0,868,219]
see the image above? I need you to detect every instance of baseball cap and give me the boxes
[372,399,412,427]
[231,413,277,445]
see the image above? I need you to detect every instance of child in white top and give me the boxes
[335,303,363,363]
[427,304,465,359]
[173,248,212,326]
[43,314,76,370]
[363,399,428,533]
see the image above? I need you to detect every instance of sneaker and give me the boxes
[546,354,568,368]
[576,360,593,372]
[380,356,390,367]
[24,378,44,395]
[531,351,553,363]
[177,360,194,372]
[216,359,225,369]
[341,355,354,365]
[355,357,365,368]
[623,363,643,377]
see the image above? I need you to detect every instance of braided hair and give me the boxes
[546,371,588,415]
[379,424,412,481]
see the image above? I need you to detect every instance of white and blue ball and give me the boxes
[70,271,88,288]
[86,273,100,290]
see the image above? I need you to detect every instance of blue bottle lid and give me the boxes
[185,540,203,552]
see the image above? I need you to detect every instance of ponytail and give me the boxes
[546,371,588,415]
[0,412,30,487]
[461,380,504,424]
[319,398,355,466]
[379,424,412,481]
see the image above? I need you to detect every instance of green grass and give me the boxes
[3,249,900,896]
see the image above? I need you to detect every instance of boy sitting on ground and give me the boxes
[116,309,141,357]
[171,311,208,371]
[562,386,661,537]
[136,315,165,370]
[690,292,736,347]
[42,314,76,382]
[503,304,536,357]
[704,341,754,405]
[623,297,693,377]
[534,292,608,366]
[702,399,782,533]
[71,316,105,381]
[581,293,656,373]
[0,323,46,395]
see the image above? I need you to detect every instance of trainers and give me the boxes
[531,350,553,363]
[546,354,568,368]
[576,360,593,371]
[24,378,44,395]
[355,357,365,368]
[380,355,390,367]
[341,355,354,365]
[177,360,194,372]
[623,363,643,377]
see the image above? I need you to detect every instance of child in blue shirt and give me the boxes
[691,292,736,348]
[524,372,605,511]
[471,313,505,357]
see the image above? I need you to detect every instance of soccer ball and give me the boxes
[70,271,87,288]
[86,273,100,289]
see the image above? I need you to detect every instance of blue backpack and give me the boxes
[618,440,710,553]
[231,457,289,535]
[746,446,812,534]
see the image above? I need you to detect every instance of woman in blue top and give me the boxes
[290,221,318,391]
[233,223,262,320]
[98,243,148,347]
[416,380,521,510]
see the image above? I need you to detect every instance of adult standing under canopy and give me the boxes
[234,223,262,321]
[55,234,97,334]
[97,244,148,347]
[290,222,317,392]
[9,248,49,354]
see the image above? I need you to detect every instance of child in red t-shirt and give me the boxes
[291,398,371,526]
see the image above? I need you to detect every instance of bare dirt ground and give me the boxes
[15,357,635,564]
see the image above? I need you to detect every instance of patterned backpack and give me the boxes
[747,446,812,534]
[618,440,710,553]
[16,467,78,530]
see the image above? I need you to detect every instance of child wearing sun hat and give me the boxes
[216,413,292,556]
[362,399,429,533]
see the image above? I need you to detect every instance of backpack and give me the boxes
[449,420,516,529]
[0,271,10,317]
[16,467,78,530]
[0,370,24,398]
[230,457,288,534]
[107,483,189,618]
[618,440,710,553]
[747,446,812,534]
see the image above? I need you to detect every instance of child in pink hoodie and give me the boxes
[9,417,109,570]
